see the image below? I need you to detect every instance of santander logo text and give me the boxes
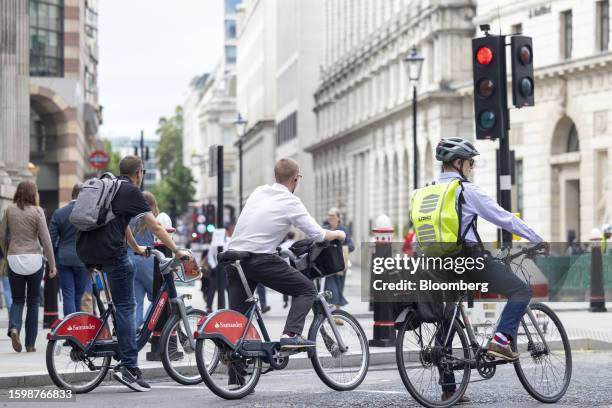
[66,324,96,331]
[214,321,243,329]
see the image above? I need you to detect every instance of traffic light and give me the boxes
[205,203,216,232]
[472,35,508,140]
[510,36,534,108]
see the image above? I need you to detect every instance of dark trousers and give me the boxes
[256,284,267,307]
[58,264,89,317]
[205,266,228,310]
[228,254,316,335]
[7,268,43,347]
[103,255,138,368]
[440,255,532,392]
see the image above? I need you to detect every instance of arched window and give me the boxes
[566,124,579,152]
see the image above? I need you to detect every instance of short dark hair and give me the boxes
[119,155,142,177]
[71,183,83,200]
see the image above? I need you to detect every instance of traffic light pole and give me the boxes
[216,145,226,309]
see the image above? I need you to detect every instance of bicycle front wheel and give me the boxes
[513,302,572,403]
[160,308,206,385]
[308,310,369,391]
[396,314,471,408]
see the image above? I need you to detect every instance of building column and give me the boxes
[0,0,30,207]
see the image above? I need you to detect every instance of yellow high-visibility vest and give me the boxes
[409,179,463,257]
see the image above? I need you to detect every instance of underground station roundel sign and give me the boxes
[89,150,109,169]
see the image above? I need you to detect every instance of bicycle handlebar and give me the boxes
[503,242,548,262]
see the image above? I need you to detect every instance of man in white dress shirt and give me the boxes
[227,158,345,349]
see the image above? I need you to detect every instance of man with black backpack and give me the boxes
[75,155,190,392]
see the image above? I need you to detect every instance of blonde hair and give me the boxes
[137,191,159,235]
[274,158,299,183]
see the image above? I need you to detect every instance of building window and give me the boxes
[276,112,298,146]
[561,10,573,60]
[511,23,522,35]
[225,19,236,39]
[567,124,579,152]
[516,159,524,216]
[85,0,98,41]
[225,45,236,64]
[225,0,241,14]
[85,66,95,97]
[223,171,232,188]
[30,0,64,77]
[597,1,609,51]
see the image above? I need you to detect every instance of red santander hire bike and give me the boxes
[46,248,206,392]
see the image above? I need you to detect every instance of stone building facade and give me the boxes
[310,0,476,245]
[469,0,612,242]
[0,0,31,213]
[311,0,612,245]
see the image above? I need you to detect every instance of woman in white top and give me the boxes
[0,181,56,353]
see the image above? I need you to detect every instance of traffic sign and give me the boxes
[88,150,109,169]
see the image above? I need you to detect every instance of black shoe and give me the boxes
[261,305,271,314]
[113,366,151,392]
[280,334,316,349]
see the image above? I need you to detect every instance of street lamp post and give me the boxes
[233,113,248,211]
[404,46,425,190]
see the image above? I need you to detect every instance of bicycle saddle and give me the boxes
[219,250,251,263]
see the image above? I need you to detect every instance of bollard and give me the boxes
[368,214,396,347]
[590,228,607,312]
[146,228,178,361]
[43,261,59,328]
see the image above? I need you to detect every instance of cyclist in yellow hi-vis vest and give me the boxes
[411,138,546,366]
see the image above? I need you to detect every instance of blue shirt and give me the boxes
[437,172,543,244]
[49,201,85,267]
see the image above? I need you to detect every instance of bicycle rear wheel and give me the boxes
[396,313,471,408]
[308,310,369,391]
[160,309,206,385]
[46,340,110,394]
[513,302,572,403]
[196,338,261,400]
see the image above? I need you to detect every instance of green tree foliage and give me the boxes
[155,106,184,178]
[150,105,194,214]
[102,139,122,176]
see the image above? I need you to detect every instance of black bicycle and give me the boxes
[395,242,572,407]
[194,241,370,400]
[46,248,209,392]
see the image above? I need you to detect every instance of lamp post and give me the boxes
[404,45,424,189]
[233,113,248,211]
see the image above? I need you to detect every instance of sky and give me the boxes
[98,0,224,141]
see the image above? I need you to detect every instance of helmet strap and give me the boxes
[453,159,468,181]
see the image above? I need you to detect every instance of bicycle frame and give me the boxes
[54,259,195,358]
[201,259,349,367]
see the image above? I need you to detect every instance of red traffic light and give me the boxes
[476,47,493,65]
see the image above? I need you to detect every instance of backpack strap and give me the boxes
[457,180,485,253]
